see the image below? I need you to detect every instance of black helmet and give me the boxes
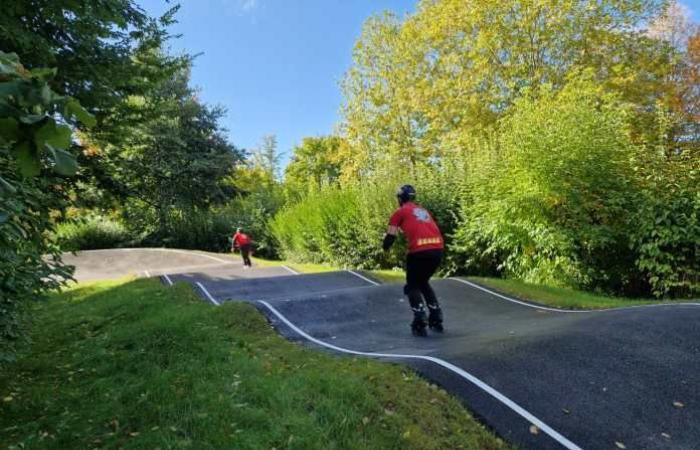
[396,184,416,204]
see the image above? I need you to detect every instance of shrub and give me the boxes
[631,152,700,298]
[453,76,641,293]
[54,215,131,251]
[271,169,462,270]
[128,189,286,258]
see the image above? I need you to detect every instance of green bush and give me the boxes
[1,52,92,362]
[54,215,131,251]
[125,189,286,258]
[631,153,700,298]
[271,169,462,270]
[453,76,641,293]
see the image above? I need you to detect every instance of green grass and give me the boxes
[252,256,406,284]
[0,279,508,450]
[467,277,672,310]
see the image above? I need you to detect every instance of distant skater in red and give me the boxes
[232,227,253,268]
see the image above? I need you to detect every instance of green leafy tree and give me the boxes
[341,0,674,176]
[1,0,188,207]
[115,68,243,239]
[0,1,181,127]
[234,134,281,193]
[453,74,642,292]
[0,51,94,361]
[284,136,344,194]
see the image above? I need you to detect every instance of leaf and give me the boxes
[0,80,22,100]
[35,119,72,150]
[0,176,16,194]
[0,117,19,144]
[19,114,46,125]
[29,67,57,81]
[14,141,40,177]
[64,99,96,128]
[47,144,78,176]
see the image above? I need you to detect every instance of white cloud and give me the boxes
[218,0,260,15]
[239,0,258,12]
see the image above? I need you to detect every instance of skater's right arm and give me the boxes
[382,228,397,251]
[383,208,403,251]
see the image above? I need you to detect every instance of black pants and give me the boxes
[240,244,252,267]
[405,249,442,312]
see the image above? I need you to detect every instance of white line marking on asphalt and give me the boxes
[259,300,582,450]
[196,282,220,306]
[163,274,173,286]
[346,270,380,286]
[449,278,700,313]
[281,265,300,275]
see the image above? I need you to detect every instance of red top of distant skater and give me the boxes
[388,201,443,254]
[232,231,251,247]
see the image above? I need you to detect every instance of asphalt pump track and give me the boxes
[66,249,700,450]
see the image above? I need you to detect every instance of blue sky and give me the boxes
[139,0,700,166]
[139,0,416,165]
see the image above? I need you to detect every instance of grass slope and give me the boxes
[467,277,674,310]
[1,279,507,450]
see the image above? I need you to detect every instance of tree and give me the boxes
[341,0,673,177]
[648,0,698,50]
[284,136,344,193]
[114,67,243,237]
[647,0,700,149]
[255,134,281,182]
[234,134,281,193]
[453,74,642,292]
[0,1,188,205]
[0,51,94,361]
[0,1,182,126]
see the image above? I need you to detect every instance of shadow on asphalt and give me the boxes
[68,249,700,450]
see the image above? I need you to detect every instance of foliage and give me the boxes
[272,169,460,270]
[341,0,673,178]
[233,134,282,194]
[453,76,641,292]
[113,67,243,238]
[0,51,93,361]
[53,215,130,252]
[631,145,700,297]
[284,135,345,196]
[0,0,183,144]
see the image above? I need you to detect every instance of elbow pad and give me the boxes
[382,234,396,251]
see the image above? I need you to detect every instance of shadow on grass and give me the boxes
[0,278,507,450]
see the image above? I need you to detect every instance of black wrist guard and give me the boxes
[382,234,396,251]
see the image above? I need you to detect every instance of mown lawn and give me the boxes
[0,279,508,450]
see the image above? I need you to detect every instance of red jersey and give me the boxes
[233,232,251,247]
[388,202,443,254]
